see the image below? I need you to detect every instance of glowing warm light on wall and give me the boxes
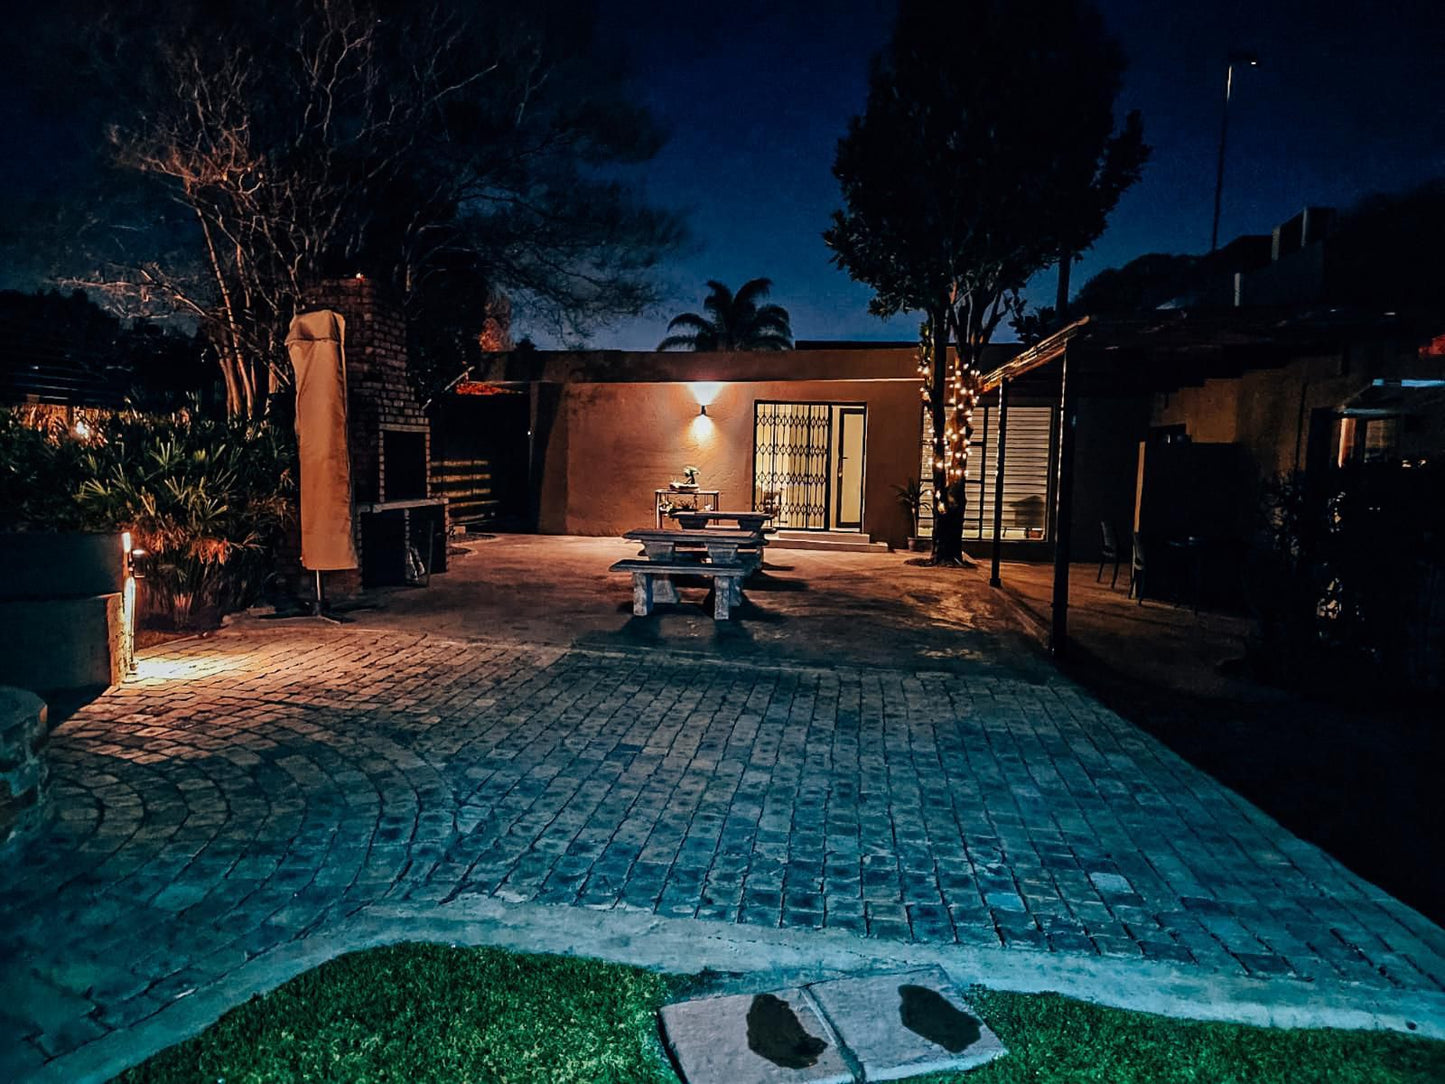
[689,413,715,441]
[691,382,722,407]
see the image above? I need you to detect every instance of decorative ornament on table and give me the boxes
[670,465,701,491]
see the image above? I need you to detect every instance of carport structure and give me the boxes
[975,309,1414,656]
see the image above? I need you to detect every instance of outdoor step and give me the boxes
[770,530,890,554]
[659,969,1006,1084]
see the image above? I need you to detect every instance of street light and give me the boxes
[1210,50,1260,253]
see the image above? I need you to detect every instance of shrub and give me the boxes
[0,404,296,627]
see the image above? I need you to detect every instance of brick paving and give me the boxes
[2,625,1444,1077]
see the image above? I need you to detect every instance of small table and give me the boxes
[655,488,721,528]
[669,508,771,533]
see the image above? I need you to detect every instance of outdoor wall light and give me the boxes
[698,403,708,416]
[691,381,722,408]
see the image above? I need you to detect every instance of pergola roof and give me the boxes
[979,308,1418,396]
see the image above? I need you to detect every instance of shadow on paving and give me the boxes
[998,560,1445,928]
[349,534,1053,680]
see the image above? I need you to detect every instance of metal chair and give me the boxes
[1127,531,1147,603]
[1097,521,1121,588]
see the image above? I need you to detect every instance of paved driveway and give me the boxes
[3,620,1443,1078]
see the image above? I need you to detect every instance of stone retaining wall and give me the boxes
[0,686,49,850]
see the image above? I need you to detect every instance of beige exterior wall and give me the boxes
[1152,353,1362,478]
[535,378,923,548]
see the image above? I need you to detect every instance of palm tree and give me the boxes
[657,279,793,351]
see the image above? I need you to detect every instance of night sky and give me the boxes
[2,1,1442,348]
[595,0,1445,348]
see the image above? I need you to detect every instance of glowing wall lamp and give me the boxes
[691,382,722,411]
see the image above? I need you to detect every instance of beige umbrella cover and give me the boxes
[286,310,359,570]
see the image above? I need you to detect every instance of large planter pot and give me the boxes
[0,531,126,600]
[0,533,132,694]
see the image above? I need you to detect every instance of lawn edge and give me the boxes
[35,896,1445,1084]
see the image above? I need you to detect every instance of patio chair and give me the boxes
[1127,530,1147,603]
[1097,521,1122,588]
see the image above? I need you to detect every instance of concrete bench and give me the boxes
[635,542,762,575]
[610,559,746,620]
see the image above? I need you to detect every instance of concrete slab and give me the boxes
[660,989,852,1084]
[808,967,1007,1081]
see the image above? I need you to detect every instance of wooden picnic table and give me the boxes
[668,508,771,533]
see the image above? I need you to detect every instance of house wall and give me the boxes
[534,378,922,547]
[1151,353,1373,480]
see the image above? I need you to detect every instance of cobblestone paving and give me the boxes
[3,626,1443,1077]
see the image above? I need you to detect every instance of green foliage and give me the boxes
[0,410,91,531]
[893,477,924,529]
[658,278,794,351]
[0,405,294,626]
[119,943,681,1084]
[1251,463,1445,692]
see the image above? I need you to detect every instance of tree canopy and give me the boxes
[658,279,794,351]
[13,0,684,414]
[826,0,1147,562]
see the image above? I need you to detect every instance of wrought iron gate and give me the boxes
[753,402,832,529]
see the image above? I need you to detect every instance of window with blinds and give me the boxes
[917,404,1056,541]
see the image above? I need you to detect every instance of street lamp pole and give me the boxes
[1210,50,1259,253]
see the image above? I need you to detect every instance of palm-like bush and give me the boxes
[658,278,793,351]
[75,409,295,626]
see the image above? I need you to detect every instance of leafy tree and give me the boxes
[1010,305,1060,347]
[658,279,794,351]
[20,0,683,417]
[826,0,1147,563]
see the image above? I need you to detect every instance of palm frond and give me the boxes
[665,312,713,333]
[733,277,774,309]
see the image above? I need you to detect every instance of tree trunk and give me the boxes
[928,307,965,564]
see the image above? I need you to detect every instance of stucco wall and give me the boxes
[536,379,921,547]
[1152,353,1362,479]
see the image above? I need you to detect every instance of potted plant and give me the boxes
[893,478,929,551]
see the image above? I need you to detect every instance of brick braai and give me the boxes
[304,277,444,589]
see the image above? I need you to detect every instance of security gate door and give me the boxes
[834,407,865,529]
[753,402,866,531]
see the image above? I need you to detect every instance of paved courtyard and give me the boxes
[2,541,1443,1078]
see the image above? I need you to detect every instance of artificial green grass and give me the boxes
[930,989,1445,1084]
[118,943,1445,1084]
[117,943,682,1084]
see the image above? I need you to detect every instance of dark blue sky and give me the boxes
[592,0,1445,349]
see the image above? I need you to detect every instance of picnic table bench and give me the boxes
[610,558,746,619]
[612,527,766,619]
[667,508,772,533]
